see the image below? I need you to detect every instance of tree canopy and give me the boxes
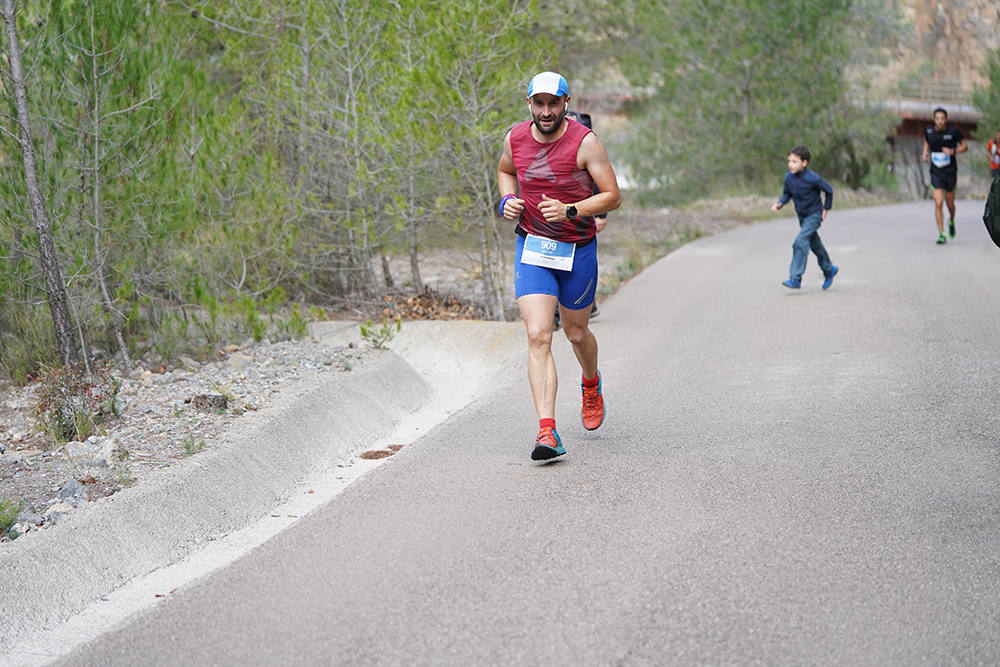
[1,0,904,380]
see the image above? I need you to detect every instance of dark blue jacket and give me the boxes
[778,168,833,217]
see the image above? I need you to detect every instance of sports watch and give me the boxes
[565,205,578,220]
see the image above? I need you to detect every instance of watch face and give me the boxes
[566,206,577,219]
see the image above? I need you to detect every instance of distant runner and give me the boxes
[497,71,621,461]
[986,128,1000,181]
[921,107,968,244]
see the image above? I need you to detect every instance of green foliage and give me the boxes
[615,0,900,202]
[0,294,58,385]
[212,382,235,403]
[182,434,206,456]
[152,296,312,364]
[1,0,913,383]
[973,48,1000,142]
[273,303,309,341]
[0,497,23,539]
[0,0,559,376]
[32,363,121,444]
[360,316,402,350]
[115,466,135,488]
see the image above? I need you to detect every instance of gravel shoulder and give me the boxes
[1,340,369,540]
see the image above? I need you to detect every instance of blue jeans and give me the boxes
[789,211,834,280]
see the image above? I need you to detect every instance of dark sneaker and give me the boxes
[782,278,801,289]
[590,302,599,318]
[822,265,839,290]
[936,233,947,244]
[948,219,956,238]
[531,427,565,461]
[581,371,605,431]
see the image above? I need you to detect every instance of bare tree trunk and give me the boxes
[87,12,131,369]
[478,164,506,321]
[476,219,496,318]
[406,169,423,291]
[2,0,79,365]
[488,215,506,320]
[379,246,393,288]
[476,214,506,321]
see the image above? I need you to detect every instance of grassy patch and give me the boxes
[0,497,23,538]
[182,434,206,456]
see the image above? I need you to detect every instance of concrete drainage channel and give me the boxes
[0,320,525,666]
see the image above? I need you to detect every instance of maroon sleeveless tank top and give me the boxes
[509,118,596,243]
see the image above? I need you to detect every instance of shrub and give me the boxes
[182,433,205,456]
[33,362,122,444]
[360,316,402,349]
[0,497,23,538]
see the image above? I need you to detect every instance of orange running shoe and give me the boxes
[531,426,565,461]
[581,370,605,431]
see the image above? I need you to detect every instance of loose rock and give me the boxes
[191,394,228,412]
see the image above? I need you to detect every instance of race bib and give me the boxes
[931,151,951,168]
[521,234,575,271]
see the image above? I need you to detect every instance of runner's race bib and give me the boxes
[521,234,575,271]
[931,151,951,168]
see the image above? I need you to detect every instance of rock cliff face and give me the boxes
[895,0,1000,92]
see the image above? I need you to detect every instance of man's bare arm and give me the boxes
[576,133,621,217]
[497,131,524,220]
[537,133,621,224]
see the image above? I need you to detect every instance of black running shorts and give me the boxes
[930,169,957,192]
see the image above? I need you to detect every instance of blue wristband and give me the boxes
[499,194,516,216]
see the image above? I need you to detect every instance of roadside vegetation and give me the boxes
[3,0,1000,390]
[0,497,22,539]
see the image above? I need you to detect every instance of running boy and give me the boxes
[770,146,838,290]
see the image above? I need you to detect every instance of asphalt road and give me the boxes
[59,201,1000,665]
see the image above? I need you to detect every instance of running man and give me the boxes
[921,107,968,244]
[497,71,621,461]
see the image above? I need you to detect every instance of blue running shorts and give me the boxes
[514,233,598,310]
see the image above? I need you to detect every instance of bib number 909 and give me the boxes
[521,233,576,271]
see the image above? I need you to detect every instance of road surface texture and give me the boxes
[29,202,1000,664]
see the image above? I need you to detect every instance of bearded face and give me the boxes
[528,94,568,135]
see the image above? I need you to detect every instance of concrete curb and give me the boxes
[0,319,526,657]
[0,351,428,653]
[310,319,526,396]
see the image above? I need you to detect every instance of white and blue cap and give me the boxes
[527,71,568,98]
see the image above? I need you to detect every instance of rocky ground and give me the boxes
[0,194,901,542]
[0,340,369,541]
